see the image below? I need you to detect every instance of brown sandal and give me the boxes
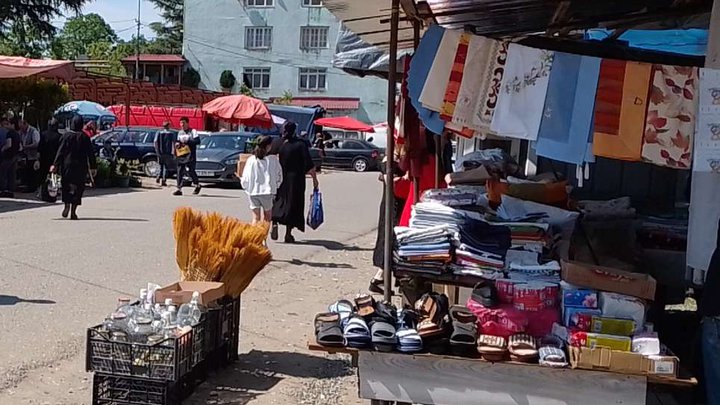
[477,335,507,362]
[509,333,539,363]
[355,294,375,318]
[415,293,449,338]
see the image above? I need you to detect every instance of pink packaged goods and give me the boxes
[513,283,547,312]
[564,307,602,331]
[543,283,560,308]
[496,279,523,304]
[561,282,598,309]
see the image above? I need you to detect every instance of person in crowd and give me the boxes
[241,135,283,226]
[19,119,40,191]
[82,121,98,138]
[50,115,96,220]
[702,220,720,405]
[38,119,63,195]
[173,117,201,196]
[154,121,175,187]
[271,121,319,243]
[369,156,407,294]
[0,117,21,198]
[99,139,118,174]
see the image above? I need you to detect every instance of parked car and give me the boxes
[195,131,256,184]
[92,126,178,177]
[321,139,383,172]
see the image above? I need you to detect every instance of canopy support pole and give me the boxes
[383,0,400,303]
[412,20,421,204]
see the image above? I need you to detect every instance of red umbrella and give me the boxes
[202,95,273,128]
[314,116,375,132]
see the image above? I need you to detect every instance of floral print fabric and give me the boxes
[641,65,698,169]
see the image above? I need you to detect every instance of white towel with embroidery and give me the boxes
[490,44,554,141]
[419,29,461,112]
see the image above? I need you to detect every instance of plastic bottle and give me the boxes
[176,291,205,327]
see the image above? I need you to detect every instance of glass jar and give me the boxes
[129,316,155,343]
[103,312,128,335]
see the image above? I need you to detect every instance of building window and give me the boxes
[245,0,273,7]
[243,67,271,89]
[299,68,327,91]
[245,27,272,50]
[302,0,323,6]
[300,26,329,50]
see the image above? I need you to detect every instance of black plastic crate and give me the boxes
[190,317,206,367]
[202,296,241,369]
[86,326,193,382]
[91,373,194,405]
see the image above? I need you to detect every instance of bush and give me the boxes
[220,70,236,90]
[182,67,201,88]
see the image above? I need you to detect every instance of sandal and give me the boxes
[355,295,376,318]
[449,305,478,356]
[371,321,397,352]
[509,334,539,363]
[471,281,498,308]
[344,315,371,348]
[415,293,450,339]
[314,312,344,347]
[328,299,354,321]
[538,335,568,368]
[477,334,507,362]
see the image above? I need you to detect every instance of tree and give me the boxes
[0,0,87,41]
[147,0,183,54]
[220,70,236,90]
[239,84,255,98]
[0,20,48,58]
[275,90,294,105]
[52,13,118,59]
[182,68,200,88]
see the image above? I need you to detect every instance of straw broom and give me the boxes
[173,207,272,297]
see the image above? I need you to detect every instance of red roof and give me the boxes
[120,54,185,64]
[290,97,360,110]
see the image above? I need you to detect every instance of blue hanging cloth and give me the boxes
[535,53,601,166]
[406,25,445,135]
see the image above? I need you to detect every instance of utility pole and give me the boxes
[135,0,141,81]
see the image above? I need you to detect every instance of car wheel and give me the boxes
[143,158,160,178]
[353,157,369,172]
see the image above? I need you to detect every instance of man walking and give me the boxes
[173,117,201,196]
[0,117,21,198]
[19,119,40,191]
[155,121,175,187]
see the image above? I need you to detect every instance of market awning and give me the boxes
[315,116,375,132]
[290,97,360,110]
[0,56,76,80]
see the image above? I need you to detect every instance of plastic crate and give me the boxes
[203,296,241,369]
[190,317,206,367]
[91,373,193,405]
[86,326,193,382]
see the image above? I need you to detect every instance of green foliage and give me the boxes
[0,78,70,125]
[182,67,201,88]
[220,70,236,90]
[275,90,294,105]
[147,0,183,54]
[239,83,255,97]
[0,20,48,58]
[52,13,118,60]
[0,0,87,40]
[95,159,112,187]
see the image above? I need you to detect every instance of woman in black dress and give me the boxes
[271,121,319,243]
[50,115,96,220]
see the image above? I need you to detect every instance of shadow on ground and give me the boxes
[188,350,353,405]
[0,187,145,215]
[0,295,56,306]
[273,258,355,269]
[296,239,373,252]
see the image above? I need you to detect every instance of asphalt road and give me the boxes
[0,170,382,401]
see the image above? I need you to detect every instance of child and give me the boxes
[241,136,282,225]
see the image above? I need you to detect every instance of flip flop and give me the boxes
[477,335,507,362]
[371,321,397,352]
[344,315,371,348]
[450,322,478,356]
[396,308,423,353]
[314,312,344,347]
[538,335,568,368]
[509,334,539,363]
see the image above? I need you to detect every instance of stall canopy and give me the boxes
[201,95,273,128]
[55,101,117,123]
[0,56,76,80]
[315,116,375,132]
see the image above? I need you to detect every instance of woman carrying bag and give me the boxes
[241,136,283,226]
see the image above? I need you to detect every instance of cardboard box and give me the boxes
[154,281,225,306]
[561,260,657,301]
[590,316,636,336]
[570,331,632,351]
[570,347,678,377]
[234,153,253,179]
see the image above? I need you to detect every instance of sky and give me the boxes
[53,0,162,40]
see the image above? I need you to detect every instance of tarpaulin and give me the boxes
[0,56,75,80]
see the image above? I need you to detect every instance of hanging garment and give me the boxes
[535,53,601,166]
[592,60,653,161]
[400,56,424,178]
[688,68,720,273]
[641,65,698,169]
[490,44,554,141]
[419,29,462,112]
[440,32,471,122]
[407,24,445,134]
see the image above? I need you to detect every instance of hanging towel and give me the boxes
[419,29,462,112]
[407,25,445,134]
[641,65,698,169]
[592,60,652,161]
[688,68,720,273]
[440,32,471,121]
[535,53,601,165]
[490,44,554,141]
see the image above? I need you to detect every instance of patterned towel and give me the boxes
[641,65,698,169]
[406,24,446,134]
[440,32,471,122]
[419,29,461,112]
[592,60,652,161]
[490,44,554,141]
[535,52,601,165]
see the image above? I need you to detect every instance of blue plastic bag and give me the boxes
[307,189,324,230]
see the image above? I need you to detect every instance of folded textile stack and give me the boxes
[453,218,511,276]
[394,225,454,275]
[410,202,469,233]
[494,222,552,252]
[421,188,478,207]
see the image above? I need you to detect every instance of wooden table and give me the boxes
[308,343,696,405]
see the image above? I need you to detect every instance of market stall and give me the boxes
[308,0,718,404]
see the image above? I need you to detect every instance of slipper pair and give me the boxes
[396,308,422,353]
[315,312,344,347]
[471,281,499,308]
[449,306,478,356]
[477,334,507,361]
[415,293,450,339]
[508,334,539,363]
[369,301,398,352]
[538,335,568,368]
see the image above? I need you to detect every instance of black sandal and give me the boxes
[315,312,344,347]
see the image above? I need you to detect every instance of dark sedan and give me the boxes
[93,126,178,177]
[195,132,256,184]
[321,139,383,172]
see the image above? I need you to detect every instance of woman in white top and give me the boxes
[241,136,283,225]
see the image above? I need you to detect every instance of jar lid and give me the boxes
[135,316,153,324]
[147,334,165,344]
[111,312,127,320]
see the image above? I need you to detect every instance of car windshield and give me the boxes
[199,135,249,150]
